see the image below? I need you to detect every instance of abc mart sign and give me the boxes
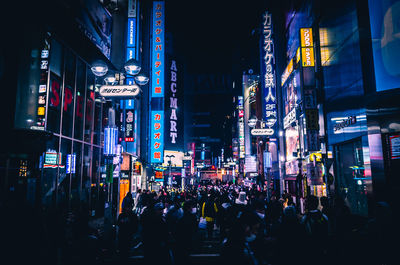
[251,128,274,136]
[99,85,140,98]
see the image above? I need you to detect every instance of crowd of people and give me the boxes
[117,183,397,265]
[1,182,396,265]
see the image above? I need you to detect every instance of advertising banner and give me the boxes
[151,1,165,98]
[260,11,277,138]
[150,111,164,163]
[368,0,400,91]
[238,96,245,159]
[35,36,50,131]
[165,58,184,150]
[390,135,400,159]
[300,28,315,67]
[128,0,137,18]
[76,0,112,59]
[163,150,184,168]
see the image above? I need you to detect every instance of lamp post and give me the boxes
[90,58,149,233]
[166,154,175,187]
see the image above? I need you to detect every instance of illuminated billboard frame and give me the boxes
[151,1,165,98]
[261,11,277,137]
[238,96,245,159]
[300,28,315,67]
[149,1,165,163]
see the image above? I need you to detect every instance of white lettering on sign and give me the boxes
[251,128,274,136]
[283,107,297,129]
[99,85,140,97]
[303,29,312,46]
[169,60,178,144]
[262,11,277,136]
[129,20,134,45]
[334,116,357,132]
[263,12,276,104]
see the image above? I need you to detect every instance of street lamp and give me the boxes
[166,154,175,187]
[248,116,258,128]
[91,60,108,77]
[134,72,149,86]
[124,58,141,75]
[103,72,118,85]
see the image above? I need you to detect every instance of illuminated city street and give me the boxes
[1,0,399,264]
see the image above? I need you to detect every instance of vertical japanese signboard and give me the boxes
[150,111,164,163]
[150,1,165,163]
[261,11,277,138]
[238,96,245,159]
[126,0,137,63]
[36,36,50,130]
[151,1,165,98]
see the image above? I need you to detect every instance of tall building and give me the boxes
[268,0,400,216]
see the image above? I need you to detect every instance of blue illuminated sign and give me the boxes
[261,11,277,137]
[151,1,165,98]
[104,127,118,155]
[150,111,164,163]
[127,18,136,48]
[126,47,136,62]
[126,99,134,109]
[66,154,76,174]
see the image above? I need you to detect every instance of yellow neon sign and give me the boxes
[302,47,315,67]
[300,28,313,47]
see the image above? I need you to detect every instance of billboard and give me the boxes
[238,96,245,159]
[165,58,184,150]
[261,11,277,138]
[163,150,184,168]
[300,28,315,67]
[368,0,400,91]
[150,111,164,163]
[151,1,165,97]
[76,0,112,59]
[149,1,165,163]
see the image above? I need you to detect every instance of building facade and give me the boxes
[269,0,400,216]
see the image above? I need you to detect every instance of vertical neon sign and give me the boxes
[150,1,165,163]
[125,0,137,154]
[238,96,245,159]
[261,11,277,138]
[151,1,164,98]
[150,111,164,163]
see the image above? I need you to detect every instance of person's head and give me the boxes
[239,211,262,242]
[283,205,297,222]
[320,196,329,208]
[306,195,319,211]
[286,196,294,206]
[183,200,193,213]
[268,200,283,221]
[254,200,265,213]
[154,202,164,216]
[122,203,132,213]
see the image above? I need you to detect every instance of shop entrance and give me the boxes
[334,138,369,216]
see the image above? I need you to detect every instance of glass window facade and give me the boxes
[334,138,369,216]
[318,1,372,216]
[40,38,106,212]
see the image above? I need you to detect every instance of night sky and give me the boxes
[167,0,265,74]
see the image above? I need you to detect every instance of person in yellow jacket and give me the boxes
[202,194,218,239]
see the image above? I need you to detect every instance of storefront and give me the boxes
[33,36,108,214]
[3,0,115,215]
